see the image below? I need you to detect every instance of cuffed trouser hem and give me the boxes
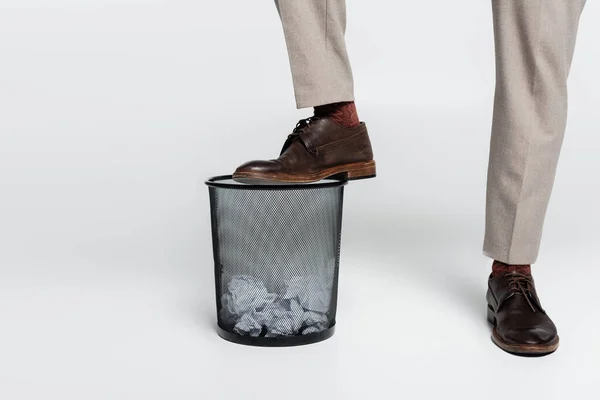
[483,242,539,265]
[295,92,355,109]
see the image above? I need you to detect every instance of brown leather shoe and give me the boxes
[487,272,559,356]
[232,117,376,184]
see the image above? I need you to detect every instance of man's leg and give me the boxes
[233,0,376,184]
[485,0,586,356]
[274,0,354,109]
[485,0,587,263]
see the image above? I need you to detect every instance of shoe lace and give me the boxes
[507,273,537,312]
[280,117,320,155]
[293,116,319,134]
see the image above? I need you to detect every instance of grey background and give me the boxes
[1,1,599,399]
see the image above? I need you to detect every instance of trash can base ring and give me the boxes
[217,325,335,347]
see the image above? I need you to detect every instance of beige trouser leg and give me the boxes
[484,0,587,264]
[275,0,355,109]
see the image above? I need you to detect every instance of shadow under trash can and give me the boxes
[206,175,347,346]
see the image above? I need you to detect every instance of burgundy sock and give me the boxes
[492,260,532,277]
[313,101,360,128]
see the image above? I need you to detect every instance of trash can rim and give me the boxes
[205,175,348,190]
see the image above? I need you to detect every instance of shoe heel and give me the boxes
[487,306,496,326]
[345,160,377,180]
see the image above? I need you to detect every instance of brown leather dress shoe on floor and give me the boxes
[487,272,559,356]
[233,117,376,184]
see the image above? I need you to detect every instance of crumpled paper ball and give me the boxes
[259,298,304,337]
[233,312,263,337]
[222,275,277,317]
[283,276,330,313]
[301,311,328,335]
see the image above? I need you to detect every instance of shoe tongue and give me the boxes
[506,265,531,275]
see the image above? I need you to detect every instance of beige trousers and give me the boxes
[484,0,586,264]
[275,0,355,108]
[276,0,587,264]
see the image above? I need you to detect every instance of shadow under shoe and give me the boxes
[486,272,559,356]
[233,117,376,184]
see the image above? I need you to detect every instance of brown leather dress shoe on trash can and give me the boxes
[487,271,559,356]
[233,117,376,184]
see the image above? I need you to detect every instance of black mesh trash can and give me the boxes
[206,176,347,347]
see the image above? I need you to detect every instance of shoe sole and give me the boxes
[487,306,559,356]
[232,160,376,184]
